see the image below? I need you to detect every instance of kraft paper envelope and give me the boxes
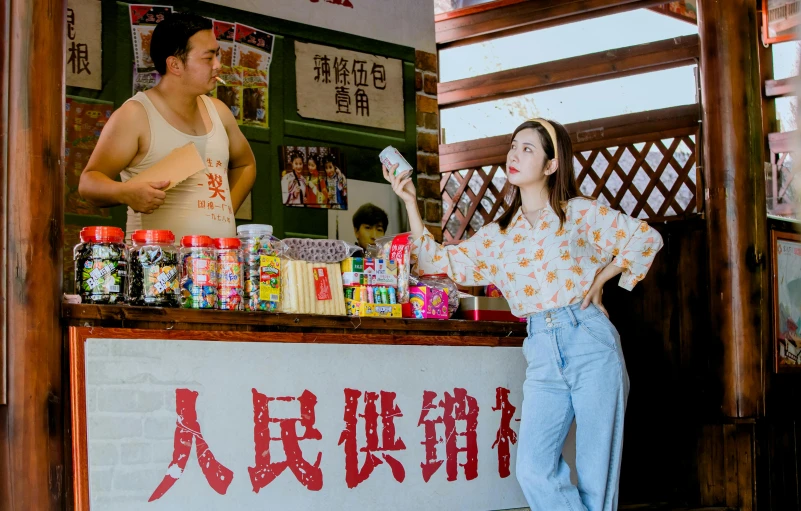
[126,142,206,190]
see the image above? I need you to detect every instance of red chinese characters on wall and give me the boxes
[249,389,324,492]
[338,389,406,488]
[418,388,479,482]
[149,389,235,501]
[491,387,519,478]
[146,386,518,498]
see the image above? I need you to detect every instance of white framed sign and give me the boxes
[70,328,531,510]
[66,0,102,89]
[295,41,405,131]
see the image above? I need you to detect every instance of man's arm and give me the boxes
[78,101,169,213]
[214,98,256,212]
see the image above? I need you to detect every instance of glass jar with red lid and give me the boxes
[73,226,128,304]
[214,237,244,311]
[129,230,179,307]
[180,235,217,309]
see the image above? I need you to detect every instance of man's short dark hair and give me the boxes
[150,12,213,75]
[352,203,388,231]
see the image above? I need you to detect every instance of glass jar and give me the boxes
[129,230,180,307]
[180,235,217,309]
[237,224,282,312]
[73,226,128,304]
[215,237,244,311]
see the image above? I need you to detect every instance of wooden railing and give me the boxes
[439,105,701,243]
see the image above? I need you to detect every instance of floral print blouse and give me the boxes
[409,198,664,317]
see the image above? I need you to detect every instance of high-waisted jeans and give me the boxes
[516,302,629,511]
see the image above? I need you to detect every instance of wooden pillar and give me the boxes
[697,0,769,418]
[0,0,67,508]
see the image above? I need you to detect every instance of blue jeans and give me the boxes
[516,302,629,511]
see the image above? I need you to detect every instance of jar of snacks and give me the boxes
[214,237,244,311]
[73,226,128,304]
[129,230,180,307]
[237,224,282,312]
[180,235,217,309]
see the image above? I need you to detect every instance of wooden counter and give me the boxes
[62,304,527,346]
[63,304,530,510]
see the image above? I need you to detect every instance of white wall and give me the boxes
[205,0,437,53]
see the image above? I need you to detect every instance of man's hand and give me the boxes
[121,180,169,214]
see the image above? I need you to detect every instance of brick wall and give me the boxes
[415,50,442,242]
[84,339,198,508]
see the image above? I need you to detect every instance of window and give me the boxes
[439,9,697,82]
[441,66,698,144]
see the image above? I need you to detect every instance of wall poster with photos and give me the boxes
[772,229,801,372]
[280,146,347,210]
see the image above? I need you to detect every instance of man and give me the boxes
[352,203,388,250]
[79,12,256,240]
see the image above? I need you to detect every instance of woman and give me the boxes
[384,119,663,511]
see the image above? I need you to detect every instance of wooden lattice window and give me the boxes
[440,108,701,243]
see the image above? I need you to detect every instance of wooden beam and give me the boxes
[439,104,700,172]
[439,35,699,109]
[698,0,769,421]
[0,0,66,508]
[0,0,7,407]
[436,0,668,48]
[765,77,797,98]
[768,130,797,154]
[648,5,698,25]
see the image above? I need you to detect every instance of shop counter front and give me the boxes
[63,304,530,511]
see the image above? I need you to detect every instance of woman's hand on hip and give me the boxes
[581,283,608,318]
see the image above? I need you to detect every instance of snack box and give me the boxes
[345,298,402,318]
[342,272,398,288]
[341,257,398,276]
[402,285,449,320]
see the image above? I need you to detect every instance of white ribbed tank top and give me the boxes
[121,92,236,241]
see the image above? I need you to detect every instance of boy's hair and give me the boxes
[352,203,388,231]
[150,12,213,75]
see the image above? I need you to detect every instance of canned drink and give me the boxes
[379,146,413,179]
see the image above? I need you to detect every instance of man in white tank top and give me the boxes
[78,12,256,240]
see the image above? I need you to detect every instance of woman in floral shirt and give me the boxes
[384,119,663,511]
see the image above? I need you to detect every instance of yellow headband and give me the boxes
[527,118,559,157]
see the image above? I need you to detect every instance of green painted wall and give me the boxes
[66,0,417,238]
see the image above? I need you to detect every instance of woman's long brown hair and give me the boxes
[495,119,583,231]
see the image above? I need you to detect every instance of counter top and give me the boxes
[62,304,527,347]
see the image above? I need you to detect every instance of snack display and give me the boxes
[129,230,180,307]
[340,256,402,318]
[414,274,460,316]
[73,226,129,305]
[375,234,411,303]
[282,260,346,315]
[215,238,244,311]
[180,235,217,309]
[282,238,360,263]
[403,285,450,320]
[238,224,285,312]
[72,225,462,323]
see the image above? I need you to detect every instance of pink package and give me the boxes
[403,285,449,320]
